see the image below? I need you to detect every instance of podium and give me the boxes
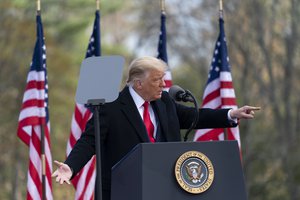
[111,141,247,200]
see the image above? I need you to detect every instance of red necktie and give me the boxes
[143,101,155,143]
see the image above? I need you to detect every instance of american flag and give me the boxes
[66,10,100,200]
[157,11,172,90]
[193,17,241,148]
[17,14,53,200]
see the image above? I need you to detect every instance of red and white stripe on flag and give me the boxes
[163,70,173,91]
[66,104,95,200]
[17,90,53,200]
[194,72,241,148]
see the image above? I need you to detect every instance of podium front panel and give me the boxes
[111,141,247,200]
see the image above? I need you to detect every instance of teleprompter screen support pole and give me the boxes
[87,99,105,200]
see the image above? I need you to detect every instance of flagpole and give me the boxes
[36,1,46,199]
[94,2,103,200]
[41,125,46,200]
[218,0,228,141]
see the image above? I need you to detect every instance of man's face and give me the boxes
[138,69,166,101]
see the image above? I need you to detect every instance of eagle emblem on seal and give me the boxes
[186,162,204,183]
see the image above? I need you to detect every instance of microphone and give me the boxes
[169,85,194,103]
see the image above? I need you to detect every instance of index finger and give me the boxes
[247,106,261,111]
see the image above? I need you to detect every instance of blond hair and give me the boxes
[126,56,167,85]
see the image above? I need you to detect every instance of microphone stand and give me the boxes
[183,90,199,142]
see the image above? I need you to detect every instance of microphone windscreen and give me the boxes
[169,85,185,101]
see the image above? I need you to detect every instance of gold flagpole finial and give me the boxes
[96,0,100,11]
[219,0,224,18]
[219,0,223,11]
[36,0,41,12]
[160,0,166,13]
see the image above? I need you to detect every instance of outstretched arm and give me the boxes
[51,160,72,185]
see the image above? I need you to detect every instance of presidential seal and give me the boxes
[175,151,214,194]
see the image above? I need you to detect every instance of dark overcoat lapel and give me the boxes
[151,99,169,140]
[119,87,150,142]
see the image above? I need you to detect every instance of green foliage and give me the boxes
[1,0,300,199]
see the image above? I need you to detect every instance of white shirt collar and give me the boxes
[129,85,145,108]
